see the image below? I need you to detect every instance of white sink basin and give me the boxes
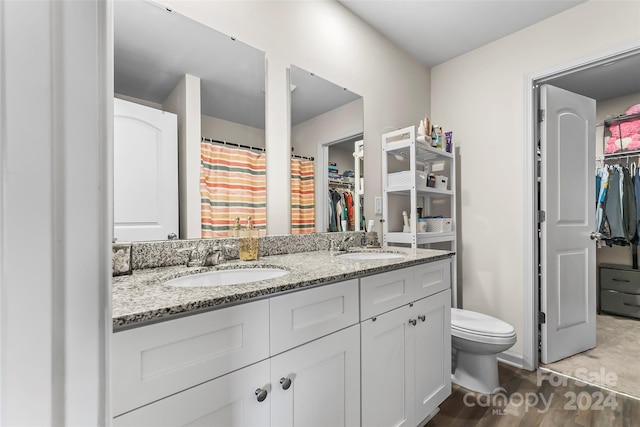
[164,268,289,287]
[338,252,405,260]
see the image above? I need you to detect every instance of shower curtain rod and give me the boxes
[201,136,314,161]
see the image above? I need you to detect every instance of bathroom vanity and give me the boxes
[111,242,453,426]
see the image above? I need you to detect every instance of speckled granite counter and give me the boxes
[112,247,454,331]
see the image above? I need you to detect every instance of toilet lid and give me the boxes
[451,308,515,337]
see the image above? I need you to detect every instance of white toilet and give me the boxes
[450,308,517,394]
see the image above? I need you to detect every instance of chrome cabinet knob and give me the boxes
[255,388,268,402]
[280,377,292,390]
[418,315,426,322]
[408,319,417,326]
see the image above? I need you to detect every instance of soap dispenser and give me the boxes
[228,217,241,237]
[239,216,259,261]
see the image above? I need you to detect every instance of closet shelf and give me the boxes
[603,112,640,126]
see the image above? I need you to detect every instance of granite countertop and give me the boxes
[112,247,454,331]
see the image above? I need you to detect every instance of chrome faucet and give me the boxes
[341,235,356,251]
[333,235,356,252]
[178,242,226,267]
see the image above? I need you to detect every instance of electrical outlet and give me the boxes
[374,197,382,214]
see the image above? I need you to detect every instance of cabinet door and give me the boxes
[413,290,451,424]
[270,325,360,427]
[113,360,270,427]
[361,304,414,427]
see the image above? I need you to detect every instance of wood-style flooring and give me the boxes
[429,364,640,427]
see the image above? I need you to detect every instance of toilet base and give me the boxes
[452,350,500,394]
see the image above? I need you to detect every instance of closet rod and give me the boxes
[602,149,640,160]
[328,181,354,188]
[202,137,314,160]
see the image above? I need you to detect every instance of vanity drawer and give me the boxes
[112,299,269,417]
[600,290,640,319]
[270,279,359,355]
[413,259,452,300]
[360,267,413,320]
[600,267,640,294]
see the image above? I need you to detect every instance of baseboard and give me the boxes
[497,350,527,370]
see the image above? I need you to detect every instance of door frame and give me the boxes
[522,40,640,371]
[315,132,364,233]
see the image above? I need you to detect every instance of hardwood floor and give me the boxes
[429,364,640,427]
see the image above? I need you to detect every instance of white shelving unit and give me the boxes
[381,125,458,305]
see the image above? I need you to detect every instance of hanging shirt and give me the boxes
[605,167,625,239]
[622,166,637,242]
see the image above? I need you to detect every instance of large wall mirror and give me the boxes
[113,0,266,242]
[289,65,364,234]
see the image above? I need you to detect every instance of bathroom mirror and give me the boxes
[113,0,266,241]
[290,65,364,234]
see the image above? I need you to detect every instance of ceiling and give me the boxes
[116,1,640,132]
[114,1,266,129]
[339,0,586,68]
[339,0,640,101]
[290,65,362,126]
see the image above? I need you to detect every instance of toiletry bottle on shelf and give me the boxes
[417,119,426,136]
[239,216,259,261]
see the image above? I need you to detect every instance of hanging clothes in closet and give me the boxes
[328,186,355,232]
[596,163,639,246]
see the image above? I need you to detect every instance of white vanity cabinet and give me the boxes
[360,260,452,427]
[112,279,361,426]
[112,260,451,426]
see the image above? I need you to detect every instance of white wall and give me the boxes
[201,115,266,148]
[431,0,640,357]
[167,0,431,235]
[163,74,202,239]
[291,98,364,158]
[1,0,110,424]
[329,145,357,175]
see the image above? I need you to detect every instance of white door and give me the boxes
[361,304,414,427]
[112,360,270,427]
[270,325,360,427]
[413,290,451,423]
[540,84,596,364]
[114,98,178,241]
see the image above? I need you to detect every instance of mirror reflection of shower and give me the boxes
[289,65,364,233]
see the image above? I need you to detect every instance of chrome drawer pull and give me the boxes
[612,278,631,283]
[255,388,268,402]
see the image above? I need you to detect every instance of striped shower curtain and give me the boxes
[291,158,315,234]
[200,143,266,237]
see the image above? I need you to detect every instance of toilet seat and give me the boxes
[451,308,516,342]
